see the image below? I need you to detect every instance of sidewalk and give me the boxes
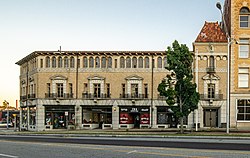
[1,127,250,138]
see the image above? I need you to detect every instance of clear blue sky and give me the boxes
[0,0,224,107]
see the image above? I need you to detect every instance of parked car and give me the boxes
[0,121,13,128]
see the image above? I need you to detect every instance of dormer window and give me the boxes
[240,7,250,28]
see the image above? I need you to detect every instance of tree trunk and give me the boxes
[180,116,184,134]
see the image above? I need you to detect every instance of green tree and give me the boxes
[158,40,200,133]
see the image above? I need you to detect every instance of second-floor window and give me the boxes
[47,83,50,96]
[208,83,215,99]
[69,83,73,95]
[239,39,249,58]
[94,83,101,97]
[131,84,139,97]
[106,83,110,98]
[144,84,148,98]
[122,84,125,96]
[57,83,64,97]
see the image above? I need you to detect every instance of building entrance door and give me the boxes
[132,113,140,128]
[204,109,218,127]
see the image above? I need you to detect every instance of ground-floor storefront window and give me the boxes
[21,107,27,125]
[237,99,250,121]
[29,107,36,125]
[45,106,75,129]
[82,106,112,128]
[157,106,176,127]
[119,106,150,128]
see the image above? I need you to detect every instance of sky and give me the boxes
[0,0,224,107]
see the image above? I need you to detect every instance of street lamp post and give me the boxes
[216,2,230,134]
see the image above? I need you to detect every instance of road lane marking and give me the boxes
[127,150,137,154]
[0,154,18,158]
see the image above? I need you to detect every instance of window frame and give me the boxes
[237,99,250,121]
[238,67,249,88]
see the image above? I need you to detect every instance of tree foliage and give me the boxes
[158,40,200,119]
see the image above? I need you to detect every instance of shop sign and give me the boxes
[120,107,149,113]
[65,111,68,116]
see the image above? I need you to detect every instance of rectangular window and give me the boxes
[69,83,73,98]
[47,83,50,97]
[122,84,125,97]
[239,39,249,58]
[144,84,148,98]
[240,15,249,28]
[237,99,250,121]
[106,83,110,98]
[131,84,139,97]
[208,83,215,99]
[84,83,88,93]
[57,83,64,98]
[94,83,101,98]
[238,68,249,88]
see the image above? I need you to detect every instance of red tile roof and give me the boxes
[195,21,227,43]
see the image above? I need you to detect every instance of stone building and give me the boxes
[16,51,176,131]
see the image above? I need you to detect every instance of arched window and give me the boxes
[240,7,250,13]
[132,57,137,68]
[83,57,88,68]
[126,57,131,68]
[138,57,143,68]
[52,57,56,68]
[95,57,100,68]
[46,56,50,68]
[58,57,62,68]
[145,57,149,68]
[64,57,69,68]
[209,56,215,68]
[108,57,112,68]
[240,7,250,28]
[70,57,75,68]
[120,57,125,68]
[101,57,106,68]
[89,57,94,68]
[157,57,162,68]
[163,57,168,68]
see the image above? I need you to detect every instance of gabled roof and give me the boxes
[195,21,227,43]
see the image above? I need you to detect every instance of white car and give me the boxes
[0,121,13,128]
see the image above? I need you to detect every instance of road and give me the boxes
[0,135,249,158]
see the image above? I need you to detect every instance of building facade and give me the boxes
[192,21,228,128]
[16,51,177,131]
[224,0,250,128]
